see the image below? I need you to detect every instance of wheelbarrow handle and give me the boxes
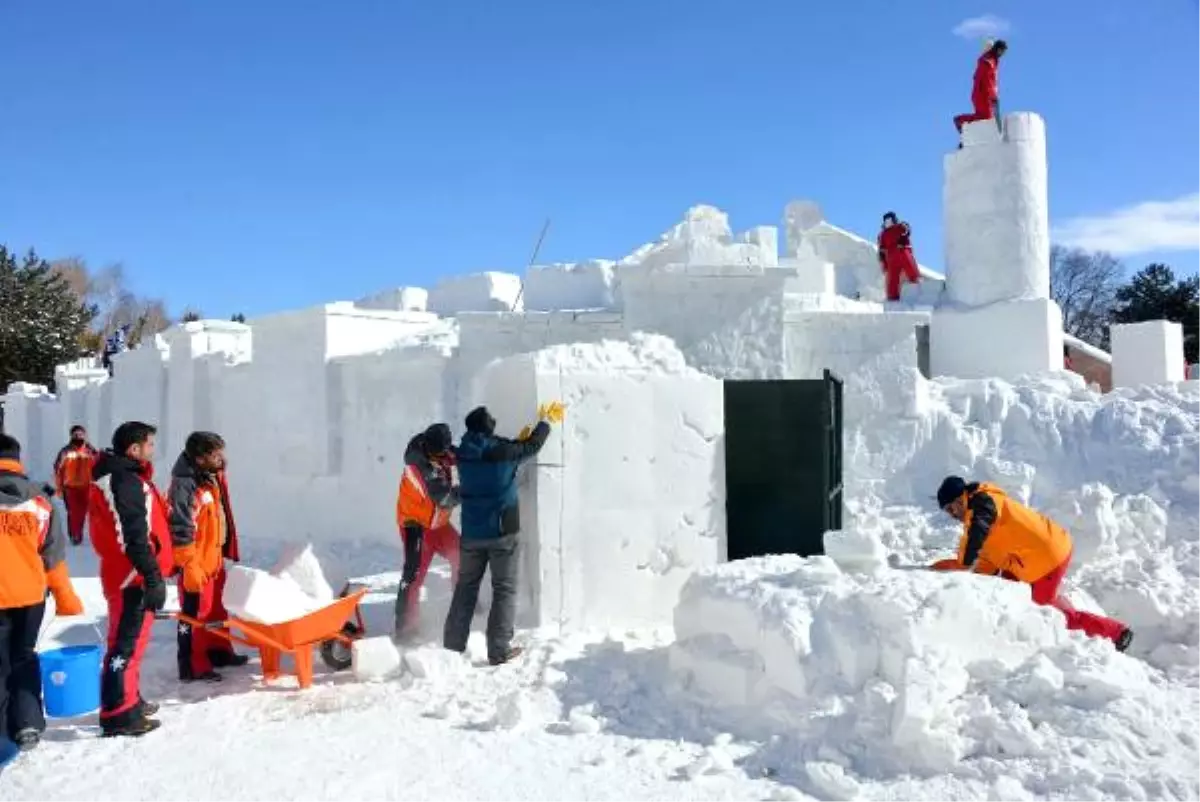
[155,611,224,630]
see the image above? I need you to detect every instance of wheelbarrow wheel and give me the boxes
[319,622,361,672]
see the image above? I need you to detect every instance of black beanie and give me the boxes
[465,406,495,435]
[0,434,20,462]
[936,476,968,508]
[424,423,453,453]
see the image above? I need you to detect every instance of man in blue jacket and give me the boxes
[443,405,551,666]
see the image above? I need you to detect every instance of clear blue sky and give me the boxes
[2,0,1197,319]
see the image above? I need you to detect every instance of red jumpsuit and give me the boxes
[877,222,921,301]
[954,51,1000,132]
[54,442,97,545]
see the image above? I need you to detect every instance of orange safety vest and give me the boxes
[0,470,54,610]
[396,464,451,531]
[56,445,96,489]
[957,483,1072,584]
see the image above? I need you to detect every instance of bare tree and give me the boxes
[1050,245,1123,347]
[47,257,173,349]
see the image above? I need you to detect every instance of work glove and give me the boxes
[142,574,168,612]
[182,561,209,594]
[46,562,84,616]
[516,424,532,441]
[537,400,566,424]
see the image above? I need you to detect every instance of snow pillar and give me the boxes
[943,112,1050,306]
[932,112,1063,380]
[1110,320,1186,387]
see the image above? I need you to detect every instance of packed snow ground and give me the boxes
[3,348,1198,800]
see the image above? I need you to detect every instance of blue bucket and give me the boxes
[40,645,102,718]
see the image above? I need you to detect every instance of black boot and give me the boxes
[180,668,223,683]
[13,729,40,752]
[208,649,249,668]
[1116,628,1134,653]
[101,716,161,738]
[488,646,524,667]
[138,697,160,717]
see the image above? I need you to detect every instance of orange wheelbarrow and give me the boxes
[165,583,368,689]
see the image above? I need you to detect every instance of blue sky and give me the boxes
[1,0,1197,318]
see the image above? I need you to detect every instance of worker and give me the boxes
[934,476,1134,651]
[394,423,461,643]
[0,434,84,753]
[877,212,921,302]
[443,405,554,666]
[89,421,174,737]
[954,39,1008,136]
[53,424,98,546]
[168,431,247,683]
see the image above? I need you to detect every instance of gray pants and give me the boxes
[443,535,519,662]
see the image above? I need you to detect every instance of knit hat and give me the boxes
[423,423,453,454]
[0,434,20,462]
[465,406,496,435]
[936,476,968,508]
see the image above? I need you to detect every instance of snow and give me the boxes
[522,261,618,312]
[944,113,1051,308]
[271,543,337,603]
[429,271,524,315]
[351,637,402,681]
[222,565,324,625]
[930,297,1064,380]
[1111,320,1187,387]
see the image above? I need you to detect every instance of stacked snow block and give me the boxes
[522,261,618,312]
[428,272,523,315]
[1111,320,1186,387]
[223,565,322,625]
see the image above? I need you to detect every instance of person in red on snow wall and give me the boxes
[89,421,174,738]
[954,39,1008,137]
[877,212,921,302]
[53,424,98,545]
[168,431,248,683]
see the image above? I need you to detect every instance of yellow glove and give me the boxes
[537,401,566,424]
[517,424,532,441]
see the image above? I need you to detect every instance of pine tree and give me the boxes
[0,246,97,391]
[231,313,246,323]
[1109,264,1199,363]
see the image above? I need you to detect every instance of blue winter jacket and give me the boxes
[456,422,551,540]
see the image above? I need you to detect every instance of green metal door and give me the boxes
[723,371,843,561]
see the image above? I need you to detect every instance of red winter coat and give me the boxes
[972,52,999,104]
[878,222,915,267]
[89,451,175,597]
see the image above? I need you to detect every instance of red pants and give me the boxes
[1030,552,1127,644]
[177,567,234,677]
[954,94,995,132]
[883,250,920,301]
[63,485,90,545]
[395,524,460,636]
[100,585,155,726]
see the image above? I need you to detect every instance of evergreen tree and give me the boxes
[0,246,97,391]
[1109,264,1199,363]
[231,313,246,323]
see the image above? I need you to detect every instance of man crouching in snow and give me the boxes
[0,435,84,752]
[168,432,248,682]
[394,423,461,643]
[934,476,1133,651]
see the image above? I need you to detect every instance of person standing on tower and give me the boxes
[954,39,1008,138]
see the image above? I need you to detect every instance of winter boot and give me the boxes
[101,716,161,738]
[208,649,249,668]
[137,697,159,717]
[488,646,524,667]
[180,668,223,683]
[1115,628,1134,653]
[13,729,40,752]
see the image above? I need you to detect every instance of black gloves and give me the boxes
[142,574,167,612]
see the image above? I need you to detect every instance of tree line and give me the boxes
[1051,246,1199,362]
[1,245,245,391]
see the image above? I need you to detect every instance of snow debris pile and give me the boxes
[840,344,1200,671]
[223,545,339,625]
[670,554,1198,796]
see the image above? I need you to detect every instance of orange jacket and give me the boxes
[54,442,97,492]
[167,453,239,589]
[955,483,1072,583]
[0,458,74,610]
[396,434,457,531]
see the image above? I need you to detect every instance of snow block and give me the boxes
[523,261,617,311]
[1110,320,1186,387]
[351,636,402,681]
[428,272,523,315]
[930,298,1063,380]
[944,113,1050,307]
[619,205,777,271]
[354,286,428,312]
[403,645,467,679]
[668,553,1163,778]
[223,565,322,625]
[270,543,336,603]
